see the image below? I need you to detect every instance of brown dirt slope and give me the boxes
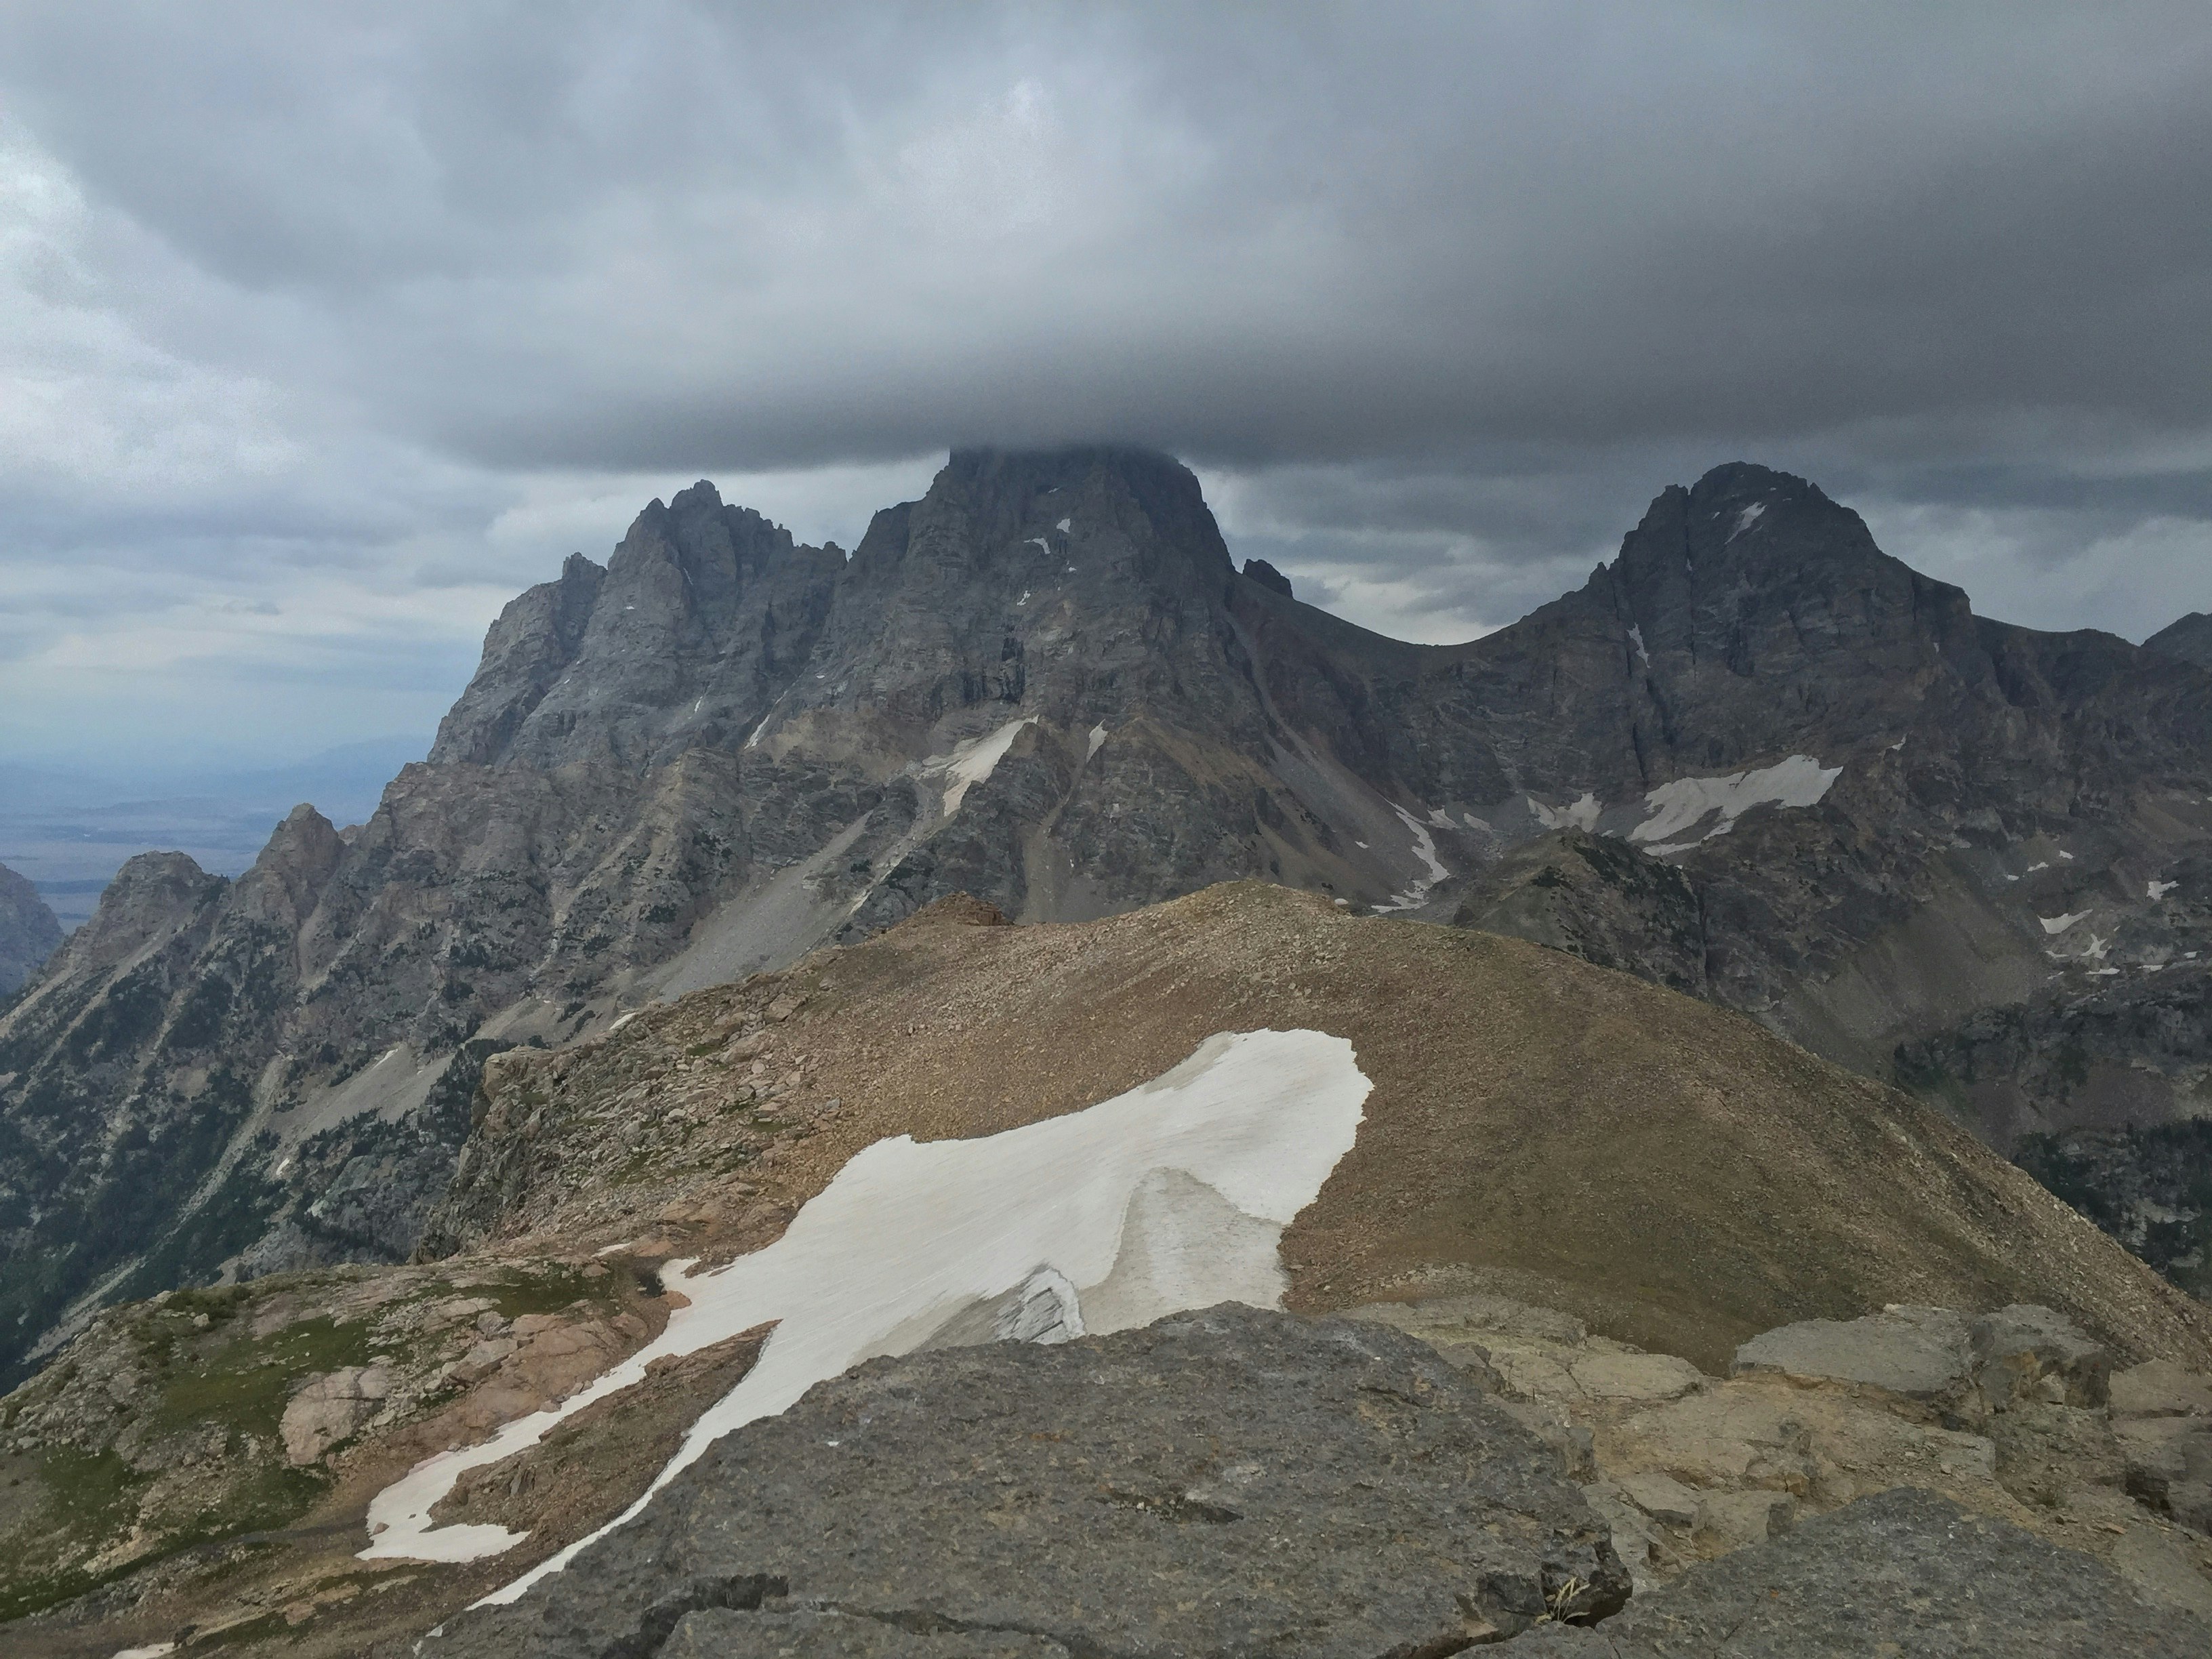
[439,881,2212,1374]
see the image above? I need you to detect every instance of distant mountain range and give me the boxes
[3,449,2209,1383]
[0,737,428,933]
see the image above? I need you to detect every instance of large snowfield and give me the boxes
[358,1027,1372,1605]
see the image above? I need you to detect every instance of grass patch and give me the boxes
[151,1316,375,1439]
[481,1267,621,1320]
[0,1448,144,1622]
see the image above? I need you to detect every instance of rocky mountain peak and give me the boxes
[1616,462,1885,590]
[851,445,1231,588]
[432,483,843,773]
[0,863,61,1000]
[33,851,224,989]
[2147,611,2212,670]
[1594,460,1973,708]
[232,804,344,930]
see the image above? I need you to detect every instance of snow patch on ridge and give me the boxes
[1628,625,1650,667]
[1729,502,1765,540]
[356,1030,1370,1598]
[1629,755,1841,848]
[2041,912,2091,935]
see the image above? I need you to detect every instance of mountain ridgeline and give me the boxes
[3,449,2210,1381]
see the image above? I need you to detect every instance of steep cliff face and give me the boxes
[0,863,61,999]
[5,450,2211,1381]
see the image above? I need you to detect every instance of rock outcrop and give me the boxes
[1354,1292,2212,1624]
[0,862,60,1000]
[7,451,2212,1382]
[1517,1488,2207,1656]
[426,1306,1633,1658]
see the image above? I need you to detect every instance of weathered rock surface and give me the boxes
[1349,1293,2212,1616]
[0,863,61,1000]
[424,1306,1633,1658]
[279,1361,391,1463]
[1731,1303,2112,1420]
[1732,1305,1975,1405]
[1515,1487,2209,1656]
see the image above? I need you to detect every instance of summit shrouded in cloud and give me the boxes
[2,3,2210,768]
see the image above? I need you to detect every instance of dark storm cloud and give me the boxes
[2,2,2209,756]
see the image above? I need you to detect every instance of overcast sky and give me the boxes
[4,2,2210,769]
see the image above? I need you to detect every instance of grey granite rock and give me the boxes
[1509,1486,2209,1656]
[422,1306,1631,1659]
[663,1611,1068,1659]
[1731,1306,1973,1404]
[1730,1304,2117,1427]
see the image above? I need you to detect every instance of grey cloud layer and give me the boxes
[1,2,2209,759]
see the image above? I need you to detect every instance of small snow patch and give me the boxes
[931,716,1037,816]
[1888,735,1908,752]
[1025,537,1048,556]
[2060,851,2075,861]
[2149,879,2179,900]
[1728,502,1765,541]
[1628,625,1650,667]
[1531,792,1602,833]
[1056,516,1071,533]
[1375,806,1450,912]
[2041,912,2090,935]
[1086,723,1108,761]
[1629,755,1840,847]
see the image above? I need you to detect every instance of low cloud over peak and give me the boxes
[2,3,2209,761]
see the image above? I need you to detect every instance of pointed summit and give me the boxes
[2146,611,2212,670]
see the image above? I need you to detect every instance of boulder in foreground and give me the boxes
[424,1305,1633,1656]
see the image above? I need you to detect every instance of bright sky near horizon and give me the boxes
[3,3,2210,769]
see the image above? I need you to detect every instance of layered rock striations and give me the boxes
[5,450,2212,1382]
